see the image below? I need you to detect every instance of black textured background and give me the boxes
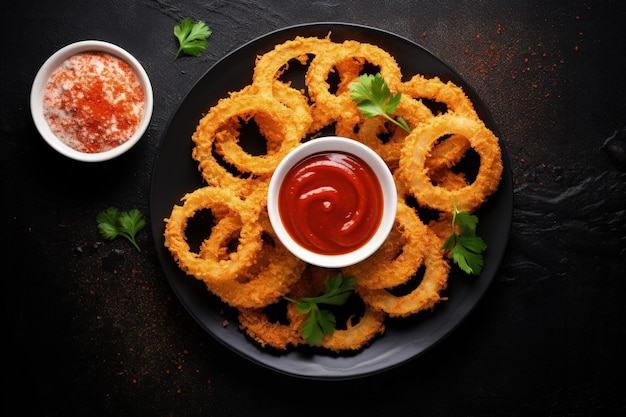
[2,0,625,416]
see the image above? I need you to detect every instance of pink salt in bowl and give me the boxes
[30,40,153,162]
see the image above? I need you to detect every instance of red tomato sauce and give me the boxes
[278,151,384,255]
[43,52,145,153]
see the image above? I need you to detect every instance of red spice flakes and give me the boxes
[469,27,508,81]
[43,52,145,153]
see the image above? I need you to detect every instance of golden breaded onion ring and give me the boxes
[285,266,386,352]
[425,134,473,190]
[355,226,450,318]
[320,306,386,352]
[212,82,312,176]
[251,36,336,93]
[238,305,305,350]
[164,186,263,282]
[305,39,403,131]
[251,36,368,135]
[398,113,503,213]
[206,210,306,308]
[400,74,478,117]
[343,202,427,290]
[350,95,434,170]
[198,211,244,261]
[191,88,306,194]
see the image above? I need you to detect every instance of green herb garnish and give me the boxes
[97,207,146,252]
[284,273,357,346]
[173,18,212,60]
[442,202,487,275]
[348,73,411,133]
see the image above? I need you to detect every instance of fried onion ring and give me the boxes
[425,134,472,190]
[398,113,503,213]
[212,83,312,176]
[205,210,306,308]
[305,39,403,131]
[164,186,263,282]
[198,211,244,261]
[252,36,336,93]
[355,226,450,318]
[238,304,305,350]
[286,266,387,352]
[192,89,307,187]
[343,202,428,290]
[400,74,478,117]
[351,96,434,170]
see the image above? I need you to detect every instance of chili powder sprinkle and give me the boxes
[43,52,145,153]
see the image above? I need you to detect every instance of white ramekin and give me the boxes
[268,136,397,268]
[30,40,153,162]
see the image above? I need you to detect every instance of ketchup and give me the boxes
[278,151,383,255]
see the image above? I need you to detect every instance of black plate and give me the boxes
[150,22,513,380]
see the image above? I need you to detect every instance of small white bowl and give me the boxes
[268,136,397,268]
[30,40,153,162]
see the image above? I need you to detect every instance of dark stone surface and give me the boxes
[2,0,625,415]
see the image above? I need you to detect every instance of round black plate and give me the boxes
[150,22,513,380]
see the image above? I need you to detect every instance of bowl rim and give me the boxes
[267,136,397,268]
[30,40,154,162]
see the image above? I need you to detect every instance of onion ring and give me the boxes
[212,82,312,176]
[398,113,503,213]
[206,210,306,308]
[320,305,386,352]
[164,186,263,282]
[252,36,336,93]
[425,133,472,190]
[286,266,387,352]
[343,202,428,290]
[192,89,306,187]
[238,304,305,350]
[305,39,403,131]
[198,211,244,261]
[355,226,450,318]
[400,74,478,117]
[350,96,434,170]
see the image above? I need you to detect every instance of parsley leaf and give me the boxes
[173,18,212,60]
[284,273,357,346]
[97,207,146,252]
[348,73,411,133]
[442,202,487,275]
